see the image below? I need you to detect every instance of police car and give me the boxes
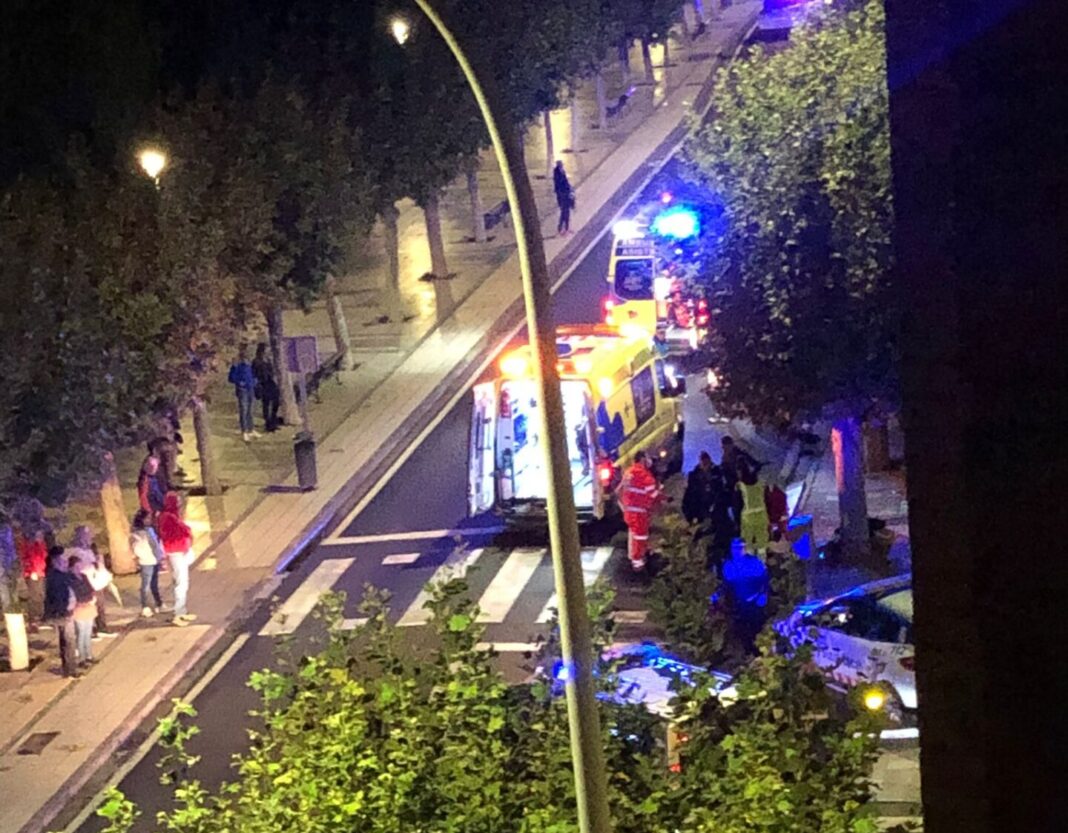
[775,575,916,720]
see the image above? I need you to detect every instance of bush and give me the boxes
[647,516,729,666]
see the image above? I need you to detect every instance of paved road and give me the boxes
[73,221,648,832]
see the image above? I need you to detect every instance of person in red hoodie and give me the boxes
[157,492,196,626]
[16,528,48,627]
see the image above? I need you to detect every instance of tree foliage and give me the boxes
[96,572,885,833]
[686,0,896,426]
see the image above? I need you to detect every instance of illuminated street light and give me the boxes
[862,687,888,712]
[390,16,411,45]
[138,148,167,186]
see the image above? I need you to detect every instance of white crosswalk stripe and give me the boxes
[259,558,355,636]
[397,548,484,627]
[476,548,546,623]
[537,547,614,623]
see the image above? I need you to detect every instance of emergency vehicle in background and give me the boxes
[603,208,709,356]
[468,325,686,524]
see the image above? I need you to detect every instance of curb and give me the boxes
[18,12,764,833]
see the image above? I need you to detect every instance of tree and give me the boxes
[685,0,896,564]
[95,574,887,833]
[613,0,685,82]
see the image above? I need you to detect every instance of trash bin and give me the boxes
[786,514,814,561]
[294,431,317,491]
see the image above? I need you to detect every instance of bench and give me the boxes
[606,90,633,120]
[302,350,347,404]
[483,199,511,231]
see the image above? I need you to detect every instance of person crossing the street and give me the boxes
[617,450,661,572]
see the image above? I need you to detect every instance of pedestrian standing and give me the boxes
[736,461,770,557]
[228,347,259,443]
[158,492,197,626]
[252,342,281,432]
[553,161,574,235]
[682,451,718,524]
[67,525,116,638]
[137,454,168,517]
[721,538,770,656]
[68,556,98,666]
[16,527,48,627]
[130,510,164,617]
[617,450,661,571]
[43,547,78,677]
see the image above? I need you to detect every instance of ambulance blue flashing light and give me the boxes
[651,206,700,240]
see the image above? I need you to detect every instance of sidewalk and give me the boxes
[0,7,763,833]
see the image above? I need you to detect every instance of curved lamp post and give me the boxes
[393,6,612,833]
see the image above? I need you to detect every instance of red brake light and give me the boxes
[697,299,708,311]
[898,656,915,671]
[598,463,614,485]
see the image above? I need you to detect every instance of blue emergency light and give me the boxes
[651,206,700,240]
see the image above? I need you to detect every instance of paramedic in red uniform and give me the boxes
[617,450,661,571]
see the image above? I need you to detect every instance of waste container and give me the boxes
[786,514,814,561]
[294,431,317,491]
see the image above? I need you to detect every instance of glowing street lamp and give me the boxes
[389,16,411,45]
[138,148,167,186]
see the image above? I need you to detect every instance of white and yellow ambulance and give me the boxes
[468,325,686,523]
[603,218,709,355]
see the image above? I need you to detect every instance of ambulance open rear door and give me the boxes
[468,382,497,515]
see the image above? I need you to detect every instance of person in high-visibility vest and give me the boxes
[736,460,770,557]
[617,450,661,571]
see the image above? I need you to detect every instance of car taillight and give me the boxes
[598,462,614,485]
[898,656,915,671]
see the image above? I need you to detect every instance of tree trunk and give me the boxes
[423,192,453,323]
[100,450,135,575]
[465,159,487,243]
[662,33,671,66]
[381,202,402,314]
[618,39,631,83]
[595,71,608,128]
[324,276,354,371]
[863,419,891,473]
[682,2,697,36]
[3,612,28,671]
[423,191,449,278]
[543,110,555,180]
[641,38,655,82]
[267,305,299,426]
[569,97,581,152]
[831,416,870,566]
[191,396,222,496]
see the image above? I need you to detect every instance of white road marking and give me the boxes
[381,552,421,565]
[62,633,251,833]
[476,642,541,653]
[325,527,505,546]
[538,547,614,623]
[397,548,484,627]
[338,617,369,630]
[476,548,546,623]
[612,609,649,624]
[258,559,354,636]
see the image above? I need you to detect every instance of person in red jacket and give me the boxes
[157,492,196,626]
[617,450,662,571]
[16,528,48,626]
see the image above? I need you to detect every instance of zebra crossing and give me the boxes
[258,545,617,641]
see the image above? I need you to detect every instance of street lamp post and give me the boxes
[394,6,612,833]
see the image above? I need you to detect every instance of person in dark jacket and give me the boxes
[43,547,78,677]
[137,454,167,516]
[252,342,281,432]
[721,538,770,655]
[228,347,258,442]
[553,161,574,235]
[682,451,720,524]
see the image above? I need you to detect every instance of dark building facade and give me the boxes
[886,0,1068,830]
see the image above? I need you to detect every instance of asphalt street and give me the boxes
[73,221,651,832]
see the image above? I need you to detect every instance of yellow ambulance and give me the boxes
[468,325,686,523]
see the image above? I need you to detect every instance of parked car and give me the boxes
[775,575,916,721]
